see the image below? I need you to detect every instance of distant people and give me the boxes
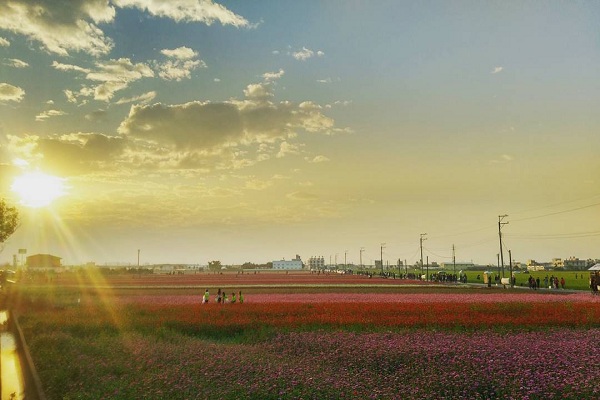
[560,277,566,289]
[203,289,210,304]
[536,277,540,290]
[238,290,244,304]
[231,292,237,303]
[216,288,222,303]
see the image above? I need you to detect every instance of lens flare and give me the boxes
[11,172,67,208]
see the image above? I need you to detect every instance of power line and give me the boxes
[511,201,600,223]
[506,230,600,240]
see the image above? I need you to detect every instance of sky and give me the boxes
[1,0,599,267]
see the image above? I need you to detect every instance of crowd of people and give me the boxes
[527,275,566,290]
[202,288,244,304]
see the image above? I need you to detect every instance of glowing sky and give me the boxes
[1,1,599,266]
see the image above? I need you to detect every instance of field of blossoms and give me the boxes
[8,273,600,399]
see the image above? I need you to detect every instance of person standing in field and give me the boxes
[560,277,565,289]
[231,292,236,303]
[216,288,222,303]
[203,289,210,304]
[238,290,244,304]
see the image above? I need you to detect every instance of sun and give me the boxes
[11,172,67,208]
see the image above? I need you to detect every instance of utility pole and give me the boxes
[420,233,427,280]
[498,215,508,278]
[137,249,140,268]
[426,256,429,281]
[360,247,364,270]
[344,250,347,270]
[452,244,456,278]
[380,243,386,274]
[509,249,513,288]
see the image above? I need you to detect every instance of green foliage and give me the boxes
[207,260,222,271]
[0,198,19,246]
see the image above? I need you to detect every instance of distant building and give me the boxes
[273,255,303,270]
[563,257,587,270]
[440,262,475,270]
[526,259,548,271]
[26,254,62,271]
[308,256,325,270]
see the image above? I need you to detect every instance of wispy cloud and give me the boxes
[116,91,157,105]
[262,69,285,81]
[112,0,252,27]
[0,37,9,47]
[4,58,29,68]
[0,83,25,102]
[491,66,504,74]
[490,154,513,164]
[306,155,329,163]
[158,47,205,81]
[35,109,67,122]
[0,0,115,56]
[291,47,324,61]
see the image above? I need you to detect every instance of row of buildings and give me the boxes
[8,253,600,273]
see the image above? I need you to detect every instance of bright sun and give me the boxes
[11,172,67,208]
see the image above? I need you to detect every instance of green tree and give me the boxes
[208,260,222,271]
[0,199,19,251]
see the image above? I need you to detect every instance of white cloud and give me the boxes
[113,0,252,27]
[116,91,157,105]
[286,191,318,201]
[56,58,153,103]
[243,83,273,100]
[52,61,91,74]
[0,83,25,102]
[158,59,205,81]
[317,78,332,84]
[35,109,67,122]
[490,154,514,164]
[86,58,154,101]
[491,66,504,74]
[292,47,324,61]
[0,0,115,56]
[276,141,302,158]
[0,37,9,47]
[117,84,338,163]
[161,46,198,60]
[5,58,29,68]
[307,155,329,163]
[262,69,285,81]
[64,87,94,105]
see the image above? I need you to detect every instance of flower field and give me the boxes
[8,274,600,399]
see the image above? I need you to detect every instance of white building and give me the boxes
[308,256,325,270]
[273,255,303,270]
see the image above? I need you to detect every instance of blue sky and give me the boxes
[1,1,599,266]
